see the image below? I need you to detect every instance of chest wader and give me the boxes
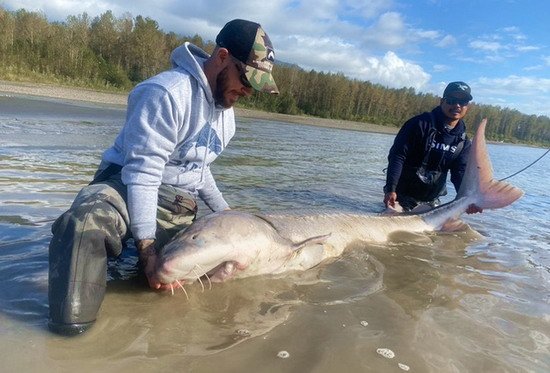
[48,164,197,336]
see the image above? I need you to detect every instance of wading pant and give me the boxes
[397,194,440,212]
[48,171,197,335]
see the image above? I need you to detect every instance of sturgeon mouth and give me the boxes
[205,261,242,282]
[157,258,236,284]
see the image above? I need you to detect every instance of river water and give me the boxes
[0,94,549,372]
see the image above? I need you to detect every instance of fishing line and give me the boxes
[498,147,550,181]
[382,147,550,181]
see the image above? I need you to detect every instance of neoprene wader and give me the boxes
[47,164,197,336]
[48,167,129,336]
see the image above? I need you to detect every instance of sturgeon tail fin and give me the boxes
[456,118,524,210]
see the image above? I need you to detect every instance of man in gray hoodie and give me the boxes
[48,19,279,336]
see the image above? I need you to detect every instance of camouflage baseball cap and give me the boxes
[216,19,279,94]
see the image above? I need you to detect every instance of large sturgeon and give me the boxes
[155,119,524,285]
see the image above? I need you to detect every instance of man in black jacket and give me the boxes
[383,81,483,213]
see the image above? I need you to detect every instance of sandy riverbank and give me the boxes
[0,80,397,135]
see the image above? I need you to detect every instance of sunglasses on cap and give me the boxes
[444,97,469,106]
[231,56,252,89]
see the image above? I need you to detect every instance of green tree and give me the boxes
[128,15,166,81]
[0,5,548,146]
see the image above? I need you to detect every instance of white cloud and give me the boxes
[432,64,449,72]
[278,34,429,91]
[469,40,503,52]
[343,0,394,20]
[414,30,440,40]
[364,51,430,90]
[467,28,542,67]
[523,56,550,71]
[516,45,540,52]
[362,12,407,49]
[436,35,456,48]
[524,65,543,72]
[476,75,550,96]
[473,76,550,117]
[502,26,527,41]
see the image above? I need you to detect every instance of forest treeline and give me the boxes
[0,7,548,146]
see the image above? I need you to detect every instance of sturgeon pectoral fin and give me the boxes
[284,233,331,271]
[292,233,331,251]
[289,243,326,271]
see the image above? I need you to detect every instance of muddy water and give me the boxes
[0,94,549,372]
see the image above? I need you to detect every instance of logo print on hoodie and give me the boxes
[177,123,223,170]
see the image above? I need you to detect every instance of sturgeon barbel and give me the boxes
[155,119,524,285]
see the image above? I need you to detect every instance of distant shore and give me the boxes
[0,80,397,135]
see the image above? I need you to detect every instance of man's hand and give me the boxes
[137,239,186,291]
[384,192,398,208]
[136,239,169,290]
[466,204,483,214]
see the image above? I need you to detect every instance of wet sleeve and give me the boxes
[197,167,229,212]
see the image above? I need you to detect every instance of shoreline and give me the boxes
[0,80,397,135]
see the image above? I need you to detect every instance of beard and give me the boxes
[214,66,232,108]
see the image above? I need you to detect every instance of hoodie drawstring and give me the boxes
[199,111,225,183]
[200,124,211,183]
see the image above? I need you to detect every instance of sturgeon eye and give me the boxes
[192,234,198,240]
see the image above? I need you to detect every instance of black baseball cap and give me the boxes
[443,81,473,100]
[216,19,279,94]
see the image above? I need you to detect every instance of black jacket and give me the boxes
[384,106,471,202]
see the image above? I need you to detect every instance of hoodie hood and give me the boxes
[170,42,213,103]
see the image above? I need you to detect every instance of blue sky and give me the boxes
[3,0,549,117]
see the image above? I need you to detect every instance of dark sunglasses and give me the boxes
[232,57,252,88]
[444,97,469,106]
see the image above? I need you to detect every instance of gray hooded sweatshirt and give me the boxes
[101,42,235,240]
